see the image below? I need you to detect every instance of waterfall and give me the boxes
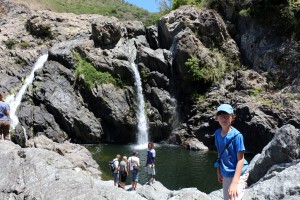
[168,40,181,133]
[5,54,48,139]
[128,44,149,148]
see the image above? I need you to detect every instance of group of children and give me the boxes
[110,104,248,200]
[112,142,156,191]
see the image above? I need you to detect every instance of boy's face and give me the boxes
[215,113,234,127]
[148,143,153,149]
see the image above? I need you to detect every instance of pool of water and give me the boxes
[86,143,224,193]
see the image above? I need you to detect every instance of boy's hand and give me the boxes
[228,182,239,199]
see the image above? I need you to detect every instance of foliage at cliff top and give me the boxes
[248,0,300,40]
[11,0,162,26]
[158,0,300,40]
[206,0,300,40]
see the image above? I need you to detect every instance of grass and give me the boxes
[239,8,251,16]
[12,0,164,26]
[250,86,264,97]
[73,51,118,88]
[4,39,17,49]
[185,52,227,84]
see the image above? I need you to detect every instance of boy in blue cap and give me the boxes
[214,104,248,200]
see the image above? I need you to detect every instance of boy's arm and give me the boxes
[228,152,245,199]
[145,154,148,166]
[5,109,10,116]
[217,166,223,184]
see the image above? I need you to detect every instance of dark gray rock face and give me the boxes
[146,25,159,50]
[16,60,104,144]
[90,83,137,143]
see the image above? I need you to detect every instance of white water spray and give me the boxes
[128,45,149,149]
[5,54,48,131]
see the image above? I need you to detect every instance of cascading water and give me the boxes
[128,44,149,148]
[5,54,48,141]
[168,40,181,133]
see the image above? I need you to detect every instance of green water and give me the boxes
[86,144,222,193]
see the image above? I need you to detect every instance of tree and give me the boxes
[156,0,172,12]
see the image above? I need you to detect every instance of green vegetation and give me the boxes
[140,68,149,82]
[4,39,17,49]
[157,0,203,11]
[239,8,251,16]
[250,86,265,97]
[19,42,30,49]
[161,0,299,41]
[192,93,206,105]
[14,0,163,26]
[206,0,300,40]
[172,0,202,9]
[185,51,228,84]
[73,51,118,88]
[280,0,300,39]
[26,18,53,39]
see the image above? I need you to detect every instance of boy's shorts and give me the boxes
[222,171,249,200]
[0,120,10,140]
[114,172,119,184]
[130,169,139,182]
[147,164,156,175]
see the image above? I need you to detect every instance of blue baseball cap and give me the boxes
[217,104,234,114]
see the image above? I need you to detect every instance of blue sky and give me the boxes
[125,0,160,13]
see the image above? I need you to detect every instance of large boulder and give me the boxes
[92,17,122,47]
[123,20,145,38]
[0,141,145,200]
[27,135,101,177]
[247,124,300,185]
[244,161,300,200]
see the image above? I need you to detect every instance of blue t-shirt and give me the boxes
[147,149,156,164]
[0,101,10,120]
[214,127,248,178]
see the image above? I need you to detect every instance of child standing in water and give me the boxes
[214,104,249,200]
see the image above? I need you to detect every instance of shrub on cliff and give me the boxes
[73,51,118,88]
[26,16,52,38]
[205,0,300,40]
[185,51,229,84]
[4,39,17,49]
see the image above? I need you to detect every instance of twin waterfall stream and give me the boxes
[4,44,150,147]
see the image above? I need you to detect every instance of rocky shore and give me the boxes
[1,125,299,199]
